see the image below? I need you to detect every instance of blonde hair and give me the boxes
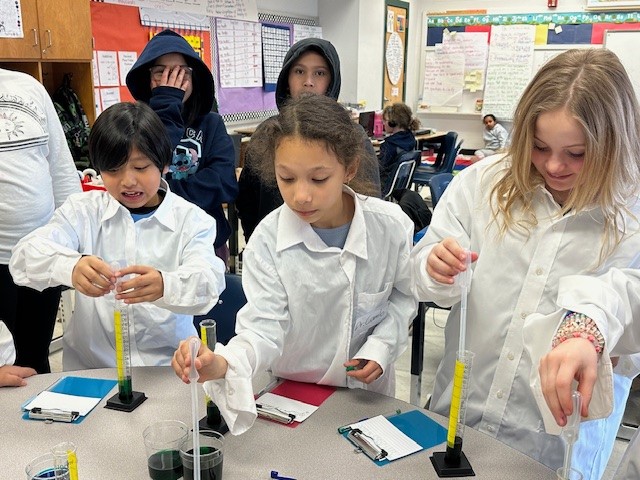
[491,48,640,263]
[383,102,421,131]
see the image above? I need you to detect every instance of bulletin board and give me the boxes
[90,2,212,115]
[420,10,640,120]
[90,1,322,123]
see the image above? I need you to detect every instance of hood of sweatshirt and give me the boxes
[126,29,215,115]
[275,38,341,110]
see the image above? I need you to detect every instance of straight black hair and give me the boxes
[89,102,172,173]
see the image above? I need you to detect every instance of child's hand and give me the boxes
[344,358,383,384]
[72,256,116,297]
[426,237,478,284]
[114,265,164,304]
[151,65,190,93]
[0,365,37,387]
[538,338,598,426]
[171,337,228,384]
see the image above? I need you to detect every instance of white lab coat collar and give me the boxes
[100,178,177,231]
[276,185,368,259]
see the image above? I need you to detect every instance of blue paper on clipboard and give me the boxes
[341,409,447,466]
[22,376,117,424]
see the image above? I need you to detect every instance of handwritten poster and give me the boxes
[293,25,322,45]
[97,51,120,87]
[0,0,23,38]
[482,25,536,120]
[421,51,465,109]
[441,31,489,92]
[216,18,262,88]
[100,0,258,20]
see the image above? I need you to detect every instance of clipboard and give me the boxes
[340,409,447,466]
[22,376,118,424]
[255,379,336,428]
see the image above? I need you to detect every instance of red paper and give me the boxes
[259,380,336,428]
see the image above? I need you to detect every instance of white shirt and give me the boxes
[614,428,640,480]
[0,68,81,263]
[10,182,225,370]
[204,187,417,434]
[483,122,509,150]
[0,321,16,367]
[411,156,640,474]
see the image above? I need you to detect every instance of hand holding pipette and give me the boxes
[113,264,164,304]
[172,337,229,384]
[71,255,115,296]
[426,237,478,285]
[560,391,582,478]
[189,337,201,480]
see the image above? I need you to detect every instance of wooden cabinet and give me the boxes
[0,0,95,124]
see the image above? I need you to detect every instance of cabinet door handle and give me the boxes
[46,29,52,48]
[32,28,38,46]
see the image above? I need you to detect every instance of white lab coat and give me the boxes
[10,181,225,369]
[204,187,418,434]
[0,321,16,367]
[410,156,640,478]
[614,427,640,480]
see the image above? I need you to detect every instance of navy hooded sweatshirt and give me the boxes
[126,29,238,248]
[235,38,381,241]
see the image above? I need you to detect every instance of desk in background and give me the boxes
[3,367,555,479]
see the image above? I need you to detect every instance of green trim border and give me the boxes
[427,11,640,27]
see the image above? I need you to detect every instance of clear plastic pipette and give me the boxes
[189,337,201,480]
[561,391,582,476]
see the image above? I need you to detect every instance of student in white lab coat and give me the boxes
[172,94,417,434]
[410,49,640,480]
[0,320,36,387]
[10,102,225,370]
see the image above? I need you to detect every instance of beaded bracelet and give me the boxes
[551,311,605,354]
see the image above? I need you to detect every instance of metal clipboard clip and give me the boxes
[28,407,79,423]
[256,403,296,424]
[347,428,388,461]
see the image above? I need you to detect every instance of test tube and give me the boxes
[199,319,222,426]
[112,262,132,403]
[445,349,474,464]
[51,441,78,480]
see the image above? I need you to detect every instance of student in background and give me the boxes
[236,38,381,242]
[0,320,36,387]
[378,102,420,193]
[471,113,509,162]
[0,67,82,374]
[126,29,238,266]
[410,49,640,479]
[10,102,225,370]
[173,95,417,435]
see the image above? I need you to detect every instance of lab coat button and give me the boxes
[507,353,514,360]
[520,312,527,319]
[487,425,495,433]
[228,388,234,395]
[496,390,503,399]
[535,268,543,275]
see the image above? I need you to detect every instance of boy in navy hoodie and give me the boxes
[126,30,238,265]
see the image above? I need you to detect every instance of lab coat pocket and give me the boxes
[353,283,392,346]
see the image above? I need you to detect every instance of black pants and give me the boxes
[0,264,61,373]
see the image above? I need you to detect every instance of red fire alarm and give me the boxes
[548,0,558,7]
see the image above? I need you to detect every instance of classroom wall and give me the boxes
[412,0,591,149]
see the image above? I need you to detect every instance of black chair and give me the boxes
[412,132,462,191]
[428,172,454,208]
[194,273,246,345]
[382,150,421,200]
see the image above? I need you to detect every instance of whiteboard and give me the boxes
[604,30,640,101]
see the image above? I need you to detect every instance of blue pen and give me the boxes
[271,470,296,480]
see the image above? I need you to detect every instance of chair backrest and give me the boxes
[429,173,454,208]
[194,273,246,345]
[436,133,463,175]
[382,150,420,199]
